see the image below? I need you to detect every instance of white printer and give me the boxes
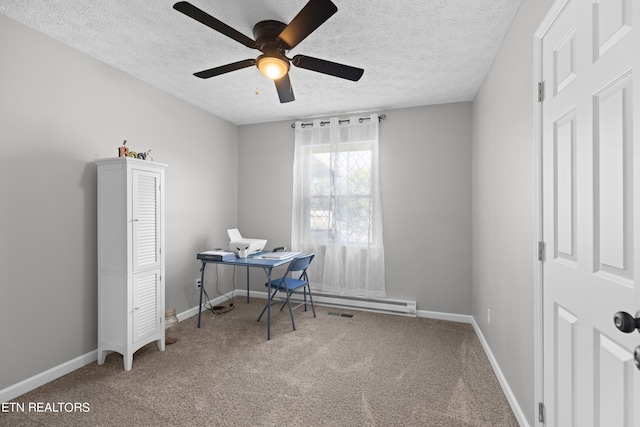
[227,229,267,258]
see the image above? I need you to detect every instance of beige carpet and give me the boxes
[3,297,518,426]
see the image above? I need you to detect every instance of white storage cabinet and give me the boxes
[96,157,167,371]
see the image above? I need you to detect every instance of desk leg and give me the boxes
[265,267,272,340]
[197,263,206,328]
[246,266,250,303]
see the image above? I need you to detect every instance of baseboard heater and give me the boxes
[287,291,417,317]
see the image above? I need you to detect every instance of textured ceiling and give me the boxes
[0,0,522,125]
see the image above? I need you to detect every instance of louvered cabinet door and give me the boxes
[132,269,161,345]
[132,169,161,272]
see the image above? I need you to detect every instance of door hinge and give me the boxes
[538,241,546,262]
[538,81,545,102]
[538,402,545,423]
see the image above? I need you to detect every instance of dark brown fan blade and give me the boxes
[173,2,256,49]
[292,55,364,81]
[274,74,295,103]
[277,0,337,49]
[193,59,256,79]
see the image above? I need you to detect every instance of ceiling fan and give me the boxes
[173,0,364,103]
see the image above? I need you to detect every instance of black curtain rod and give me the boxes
[290,114,386,129]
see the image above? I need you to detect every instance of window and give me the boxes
[308,142,375,244]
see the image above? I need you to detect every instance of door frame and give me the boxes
[533,0,572,425]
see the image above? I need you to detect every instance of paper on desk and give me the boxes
[256,251,301,260]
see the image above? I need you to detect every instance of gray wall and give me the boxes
[0,14,238,390]
[472,0,555,424]
[238,103,473,314]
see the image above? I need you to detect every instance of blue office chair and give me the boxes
[257,253,316,331]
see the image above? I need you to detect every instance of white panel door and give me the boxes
[542,0,640,425]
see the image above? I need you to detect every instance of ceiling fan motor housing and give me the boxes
[253,20,288,55]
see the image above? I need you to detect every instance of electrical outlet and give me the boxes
[195,278,202,290]
[487,308,491,325]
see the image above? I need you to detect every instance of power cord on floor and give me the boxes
[202,264,235,315]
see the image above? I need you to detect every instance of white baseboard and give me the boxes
[471,318,529,427]
[416,309,472,324]
[0,351,97,403]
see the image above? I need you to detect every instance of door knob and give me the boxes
[613,311,640,333]
[613,311,640,371]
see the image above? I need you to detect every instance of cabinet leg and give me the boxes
[157,338,165,352]
[124,354,133,371]
[97,350,108,365]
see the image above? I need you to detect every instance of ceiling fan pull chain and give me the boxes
[255,68,260,95]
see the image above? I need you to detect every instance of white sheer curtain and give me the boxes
[291,113,385,298]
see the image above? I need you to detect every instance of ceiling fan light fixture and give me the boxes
[257,54,290,80]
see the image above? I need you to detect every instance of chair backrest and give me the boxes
[287,253,314,274]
